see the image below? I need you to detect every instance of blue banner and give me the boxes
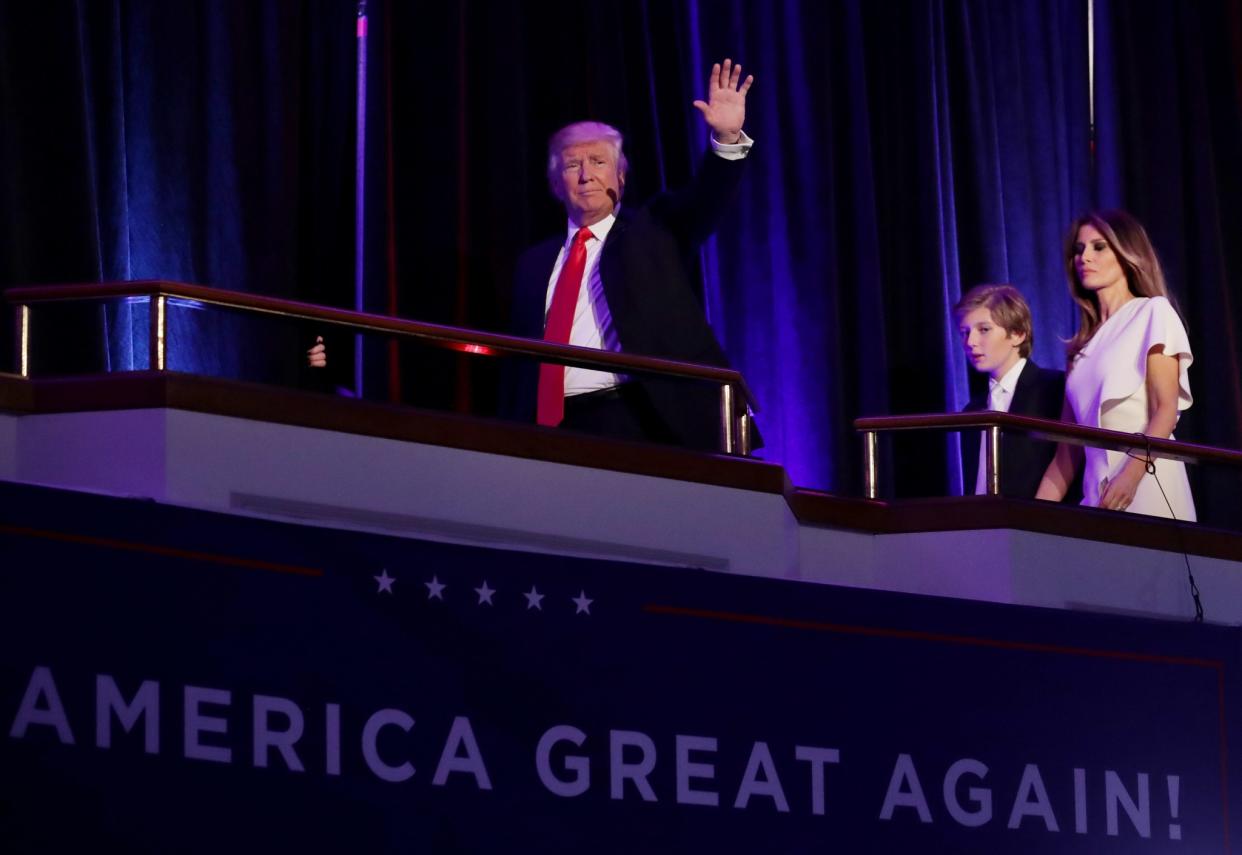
[1,480,1237,853]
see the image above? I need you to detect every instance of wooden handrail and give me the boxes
[6,281,756,403]
[854,411,1242,500]
[854,411,1242,467]
[7,280,759,453]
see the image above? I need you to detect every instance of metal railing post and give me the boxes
[17,304,29,377]
[149,295,166,371]
[985,424,1001,496]
[863,430,879,499]
[720,383,737,454]
[738,408,753,457]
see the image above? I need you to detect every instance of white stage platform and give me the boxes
[2,372,1237,625]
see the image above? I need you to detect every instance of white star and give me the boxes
[474,581,496,605]
[571,590,593,615]
[425,576,447,600]
[374,569,396,594]
[523,586,545,611]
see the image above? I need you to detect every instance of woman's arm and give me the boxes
[1035,397,1083,501]
[1097,347,1181,510]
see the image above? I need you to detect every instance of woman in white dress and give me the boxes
[1035,210,1196,520]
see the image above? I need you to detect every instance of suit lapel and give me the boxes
[598,208,631,293]
[962,377,987,490]
[964,382,987,412]
[1008,359,1038,415]
[516,237,563,337]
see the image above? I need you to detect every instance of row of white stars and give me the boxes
[373,570,593,615]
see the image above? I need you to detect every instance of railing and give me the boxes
[7,281,758,455]
[854,411,1242,500]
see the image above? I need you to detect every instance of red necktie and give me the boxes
[537,226,594,426]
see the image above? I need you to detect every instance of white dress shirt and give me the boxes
[975,357,1026,495]
[545,215,620,395]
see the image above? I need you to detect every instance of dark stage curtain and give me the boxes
[1092,0,1242,527]
[360,0,730,412]
[365,0,1089,498]
[2,0,1241,521]
[0,0,356,382]
[686,0,1090,496]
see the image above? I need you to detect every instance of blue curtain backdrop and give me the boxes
[0,0,356,383]
[683,0,1089,494]
[2,0,1241,520]
[1091,0,1242,519]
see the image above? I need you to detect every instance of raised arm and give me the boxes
[1096,347,1181,511]
[692,58,753,144]
[1034,397,1083,502]
[655,59,755,244]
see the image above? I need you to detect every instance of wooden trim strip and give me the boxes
[4,281,757,408]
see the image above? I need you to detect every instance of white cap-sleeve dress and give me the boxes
[1065,296,1196,520]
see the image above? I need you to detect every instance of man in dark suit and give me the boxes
[955,284,1069,499]
[501,59,754,451]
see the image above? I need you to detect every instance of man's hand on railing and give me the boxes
[307,336,326,369]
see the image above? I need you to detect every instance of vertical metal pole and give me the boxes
[1088,0,1095,162]
[720,384,737,454]
[18,304,29,377]
[354,0,369,399]
[863,431,879,500]
[150,295,166,371]
[985,424,1001,495]
[738,408,753,457]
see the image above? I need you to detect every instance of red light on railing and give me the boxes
[445,342,494,356]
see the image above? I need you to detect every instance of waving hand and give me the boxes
[692,58,754,144]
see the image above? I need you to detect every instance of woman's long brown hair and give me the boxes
[1063,209,1170,365]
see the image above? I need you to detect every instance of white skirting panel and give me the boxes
[11,408,799,579]
[799,525,1237,624]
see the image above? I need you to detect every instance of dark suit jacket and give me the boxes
[962,359,1066,499]
[503,152,747,450]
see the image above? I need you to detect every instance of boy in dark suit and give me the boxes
[955,284,1067,498]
